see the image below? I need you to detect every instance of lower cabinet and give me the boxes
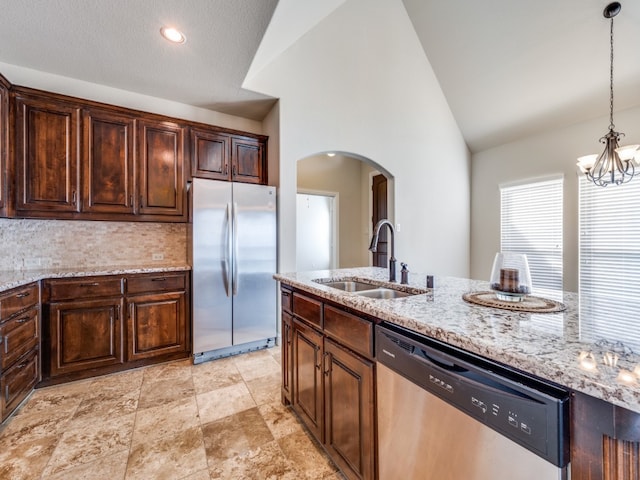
[48,297,125,376]
[324,339,375,480]
[0,282,40,421]
[42,271,190,384]
[284,287,376,480]
[127,291,187,361]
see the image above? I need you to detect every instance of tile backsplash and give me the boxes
[0,219,188,271]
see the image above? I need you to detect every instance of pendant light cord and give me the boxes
[609,16,615,131]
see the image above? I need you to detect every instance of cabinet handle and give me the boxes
[16,292,30,298]
[72,190,77,205]
[16,316,30,324]
[130,195,133,207]
[323,352,331,376]
[115,305,120,321]
[5,385,8,403]
[17,362,27,369]
[80,283,100,287]
[151,277,167,282]
[232,164,237,176]
[140,195,144,208]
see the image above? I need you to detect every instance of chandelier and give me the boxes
[576,2,639,187]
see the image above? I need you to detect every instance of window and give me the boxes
[500,177,563,292]
[579,177,640,349]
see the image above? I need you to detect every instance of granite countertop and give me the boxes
[0,265,191,292]
[275,266,640,415]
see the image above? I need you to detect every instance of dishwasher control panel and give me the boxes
[376,323,570,468]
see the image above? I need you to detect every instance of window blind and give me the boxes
[500,178,563,292]
[579,177,640,351]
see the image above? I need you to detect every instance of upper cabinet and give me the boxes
[231,136,266,184]
[14,90,81,217]
[0,79,268,223]
[82,108,135,215]
[0,74,9,215]
[191,128,230,181]
[191,127,267,184]
[138,119,185,220]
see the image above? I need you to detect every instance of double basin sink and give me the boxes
[314,278,426,299]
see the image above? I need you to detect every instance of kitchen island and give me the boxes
[275,266,640,480]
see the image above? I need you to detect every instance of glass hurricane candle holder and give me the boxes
[489,252,532,302]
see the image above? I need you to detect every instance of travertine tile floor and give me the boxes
[0,346,344,480]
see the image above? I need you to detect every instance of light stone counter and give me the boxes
[275,266,640,415]
[0,265,191,292]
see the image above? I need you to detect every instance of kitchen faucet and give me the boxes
[369,219,396,282]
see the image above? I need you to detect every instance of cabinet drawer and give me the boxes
[127,273,186,295]
[1,307,39,370]
[46,277,124,301]
[293,293,322,328]
[0,284,39,320]
[1,349,38,421]
[324,305,373,359]
[281,288,293,313]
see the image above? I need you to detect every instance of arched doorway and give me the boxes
[296,152,394,269]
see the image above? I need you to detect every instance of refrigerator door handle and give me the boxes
[223,202,232,297]
[232,201,239,296]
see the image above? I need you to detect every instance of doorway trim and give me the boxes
[297,188,339,269]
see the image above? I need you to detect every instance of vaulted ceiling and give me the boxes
[1,0,639,153]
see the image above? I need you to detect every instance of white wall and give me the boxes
[245,0,471,276]
[471,105,640,292]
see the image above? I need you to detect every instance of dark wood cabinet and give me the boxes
[190,128,230,181]
[41,271,190,385]
[0,73,9,215]
[48,297,125,377]
[324,338,375,480]
[138,119,185,219]
[191,127,267,184]
[0,282,40,421]
[292,317,324,441]
[14,91,81,216]
[82,108,135,214]
[284,287,376,480]
[44,276,125,378]
[127,290,188,361]
[231,136,265,184]
[571,391,640,480]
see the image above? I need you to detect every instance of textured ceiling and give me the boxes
[1,1,639,151]
[0,0,279,120]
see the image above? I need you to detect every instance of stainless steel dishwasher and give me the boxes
[376,323,570,480]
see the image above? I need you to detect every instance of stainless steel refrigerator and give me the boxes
[191,178,277,364]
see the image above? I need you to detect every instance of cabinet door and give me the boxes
[231,136,265,184]
[281,311,293,404]
[137,119,185,219]
[324,339,375,480]
[127,291,187,361]
[0,75,9,214]
[48,297,124,377]
[191,128,230,180]
[82,108,135,214]
[292,318,324,442]
[14,93,81,215]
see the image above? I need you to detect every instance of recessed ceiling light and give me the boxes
[160,26,186,44]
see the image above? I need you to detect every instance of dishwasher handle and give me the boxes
[413,345,468,373]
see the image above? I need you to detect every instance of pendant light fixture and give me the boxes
[577,2,639,187]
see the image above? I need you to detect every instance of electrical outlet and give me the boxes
[24,257,41,268]
[152,253,164,261]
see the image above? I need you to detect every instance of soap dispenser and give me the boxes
[400,263,409,285]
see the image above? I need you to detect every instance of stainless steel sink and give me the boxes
[319,280,378,292]
[355,288,412,299]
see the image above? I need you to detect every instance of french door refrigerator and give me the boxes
[192,177,277,364]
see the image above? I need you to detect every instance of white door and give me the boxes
[296,193,336,271]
